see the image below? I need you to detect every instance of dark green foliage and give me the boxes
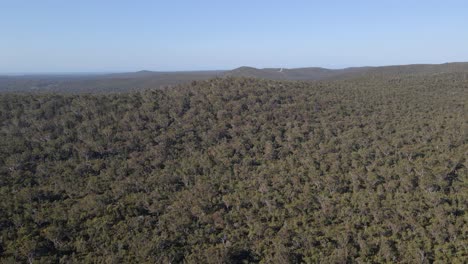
[0,74,466,263]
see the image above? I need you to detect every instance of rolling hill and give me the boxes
[224,62,468,80]
[1,62,468,93]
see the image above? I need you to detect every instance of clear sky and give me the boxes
[1,0,468,73]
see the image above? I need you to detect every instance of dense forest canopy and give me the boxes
[0,73,467,263]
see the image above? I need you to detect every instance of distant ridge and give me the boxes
[1,62,468,93]
[224,62,468,81]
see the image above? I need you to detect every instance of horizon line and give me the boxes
[1,61,466,76]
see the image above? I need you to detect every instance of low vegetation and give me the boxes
[0,73,466,263]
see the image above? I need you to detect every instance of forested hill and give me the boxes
[225,62,468,80]
[1,62,468,93]
[0,73,467,263]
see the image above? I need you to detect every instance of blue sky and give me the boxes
[1,0,468,72]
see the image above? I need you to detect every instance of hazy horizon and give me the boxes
[2,1,468,72]
[3,61,468,76]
